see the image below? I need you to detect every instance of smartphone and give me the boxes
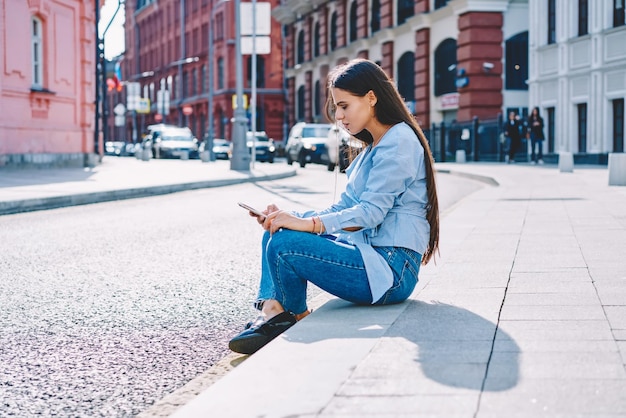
[238,202,266,218]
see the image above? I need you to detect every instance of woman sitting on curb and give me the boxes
[229,58,440,355]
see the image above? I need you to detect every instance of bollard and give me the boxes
[608,153,626,186]
[456,149,466,163]
[201,150,211,162]
[558,151,574,173]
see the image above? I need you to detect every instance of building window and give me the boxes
[191,69,197,96]
[614,98,625,152]
[297,85,305,121]
[297,30,305,64]
[330,12,337,51]
[201,65,207,93]
[217,58,224,89]
[397,0,414,25]
[397,52,415,102]
[314,80,321,119]
[548,0,556,44]
[434,0,448,9]
[578,0,588,36]
[371,0,381,33]
[247,56,265,88]
[547,107,555,153]
[615,0,625,27]
[505,32,528,90]
[182,70,189,98]
[31,16,44,88]
[434,39,457,97]
[313,22,320,57]
[349,1,358,43]
[577,103,587,153]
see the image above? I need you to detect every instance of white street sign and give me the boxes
[240,3,271,36]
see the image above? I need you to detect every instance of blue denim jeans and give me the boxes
[256,229,422,315]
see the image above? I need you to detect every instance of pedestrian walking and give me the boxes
[229,58,440,355]
[503,111,522,163]
[527,106,545,164]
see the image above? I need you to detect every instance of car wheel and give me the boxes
[286,154,293,165]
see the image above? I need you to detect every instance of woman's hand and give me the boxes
[252,204,280,225]
[262,210,313,234]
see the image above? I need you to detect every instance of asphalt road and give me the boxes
[0,163,486,417]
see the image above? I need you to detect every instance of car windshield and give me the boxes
[302,126,329,137]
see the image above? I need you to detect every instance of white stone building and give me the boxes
[528,0,625,162]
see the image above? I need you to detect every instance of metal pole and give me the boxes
[205,1,217,163]
[94,0,101,161]
[230,0,251,171]
[250,0,257,167]
[178,0,186,127]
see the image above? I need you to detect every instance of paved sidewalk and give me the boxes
[0,157,296,215]
[169,163,626,417]
[2,158,625,416]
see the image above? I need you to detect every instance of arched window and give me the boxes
[297,30,305,64]
[349,1,358,42]
[247,55,265,87]
[31,16,44,88]
[397,0,414,25]
[313,22,320,57]
[329,12,337,50]
[434,38,457,97]
[505,31,528,90]
[370,0,381,33]
[297,86,305,121]
[397,52,415,102]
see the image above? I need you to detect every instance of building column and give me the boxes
[415,28,430,127]
[456,12,503,122]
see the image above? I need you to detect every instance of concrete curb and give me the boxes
[0,170,296,216]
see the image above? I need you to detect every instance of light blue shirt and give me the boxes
[300,122,430,302]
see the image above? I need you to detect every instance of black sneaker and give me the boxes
[229,311,297,355]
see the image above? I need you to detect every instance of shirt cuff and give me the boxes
[318,213,341,234]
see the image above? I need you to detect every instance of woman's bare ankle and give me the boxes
[294,309,311,321]
[260,299,285,319]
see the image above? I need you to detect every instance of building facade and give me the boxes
[0,0,97,168]
[272,0,530,138]
[528,0,626,162]
[119,0,287,145]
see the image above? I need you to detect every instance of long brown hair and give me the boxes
[325,58,439,264]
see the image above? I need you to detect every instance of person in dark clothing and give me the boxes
[503,111,522,163]
[527,106,545,164]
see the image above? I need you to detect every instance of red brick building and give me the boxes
[272,0,529,133]
[120,0,287,144]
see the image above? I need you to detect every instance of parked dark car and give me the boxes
[247,131,275,163]
[285,122,332,168]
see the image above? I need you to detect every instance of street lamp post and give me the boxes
[203,0,228,163]
[230,0,251,171]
